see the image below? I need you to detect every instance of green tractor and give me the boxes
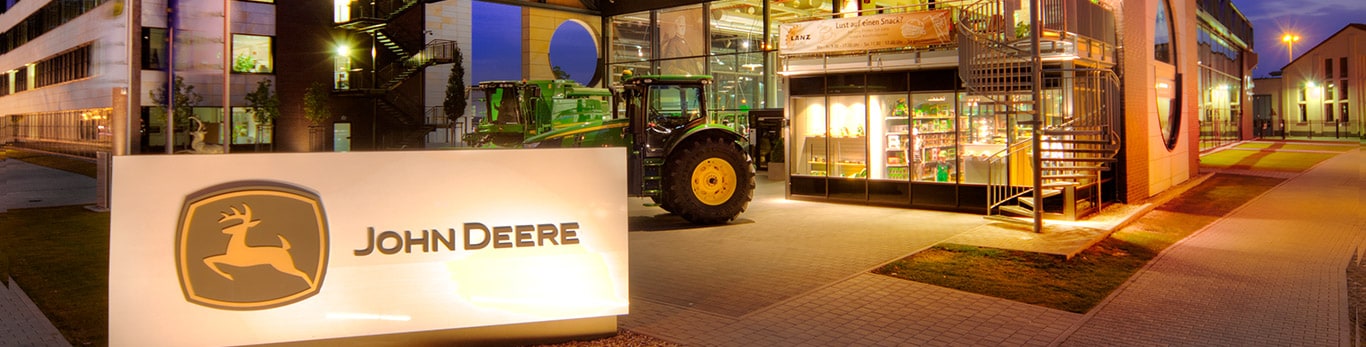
[470,75,754,224]
[465,79,612,147]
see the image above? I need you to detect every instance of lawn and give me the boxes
[0,206,110,346]
[874,174,1286,313]
[1198,149,1336,172]
[1233,142,1357,152]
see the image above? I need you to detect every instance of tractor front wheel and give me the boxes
[663,137,754,225]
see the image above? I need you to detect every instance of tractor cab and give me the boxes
[468,80,536,147]
[616,75,711,158]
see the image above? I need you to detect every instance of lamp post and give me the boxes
[1281,33,1300,61]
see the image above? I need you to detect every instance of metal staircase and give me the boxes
[958,0,1121,223]
[334,0,459,147]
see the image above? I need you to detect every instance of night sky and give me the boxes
[1234,0,1366,78]
[472,1,1364,81]
[472,1,598,85]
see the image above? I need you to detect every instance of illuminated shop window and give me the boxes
[232,35,274,73]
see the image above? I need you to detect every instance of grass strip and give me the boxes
[1199,149,1335,172]
[0,206,110,346]
[2,148,97,178]
[874,174,1284,313]
[1235,142,1355,152]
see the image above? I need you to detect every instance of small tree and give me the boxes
[245,79,280,125]
[149,76,203,151]
[148,75,203,129]
[552,65,570,80]
[244,79,280,149]
[443,43,467,123]
[303,82,332,126]
[303,82,332,151]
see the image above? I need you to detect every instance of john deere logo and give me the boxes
[175,184,328,310]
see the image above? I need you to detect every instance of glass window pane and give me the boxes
[709,53,762,112]
[658,6,705,75]
[911,92,954,182]
[232,35,273,73]
[791,96,827,177]
[142,28,168,70]
[709,0,763,55]
[870,93,910,181]
[610,11,651,64]
[828,95,867,178]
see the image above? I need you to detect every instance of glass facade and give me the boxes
[1196,24,1244,151]
[607,0,782,116]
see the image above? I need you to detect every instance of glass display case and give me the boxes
[825,95,867,178]
[870,94,910,180]
[959,94,1004,184]
[910,93,955,182]
[790,96,827,177]
[791,95,868,178]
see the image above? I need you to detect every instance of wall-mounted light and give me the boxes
[335,43,350,57]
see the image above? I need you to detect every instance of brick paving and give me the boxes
[0,277,70,346]
[1056,147,1365,346]
[1,144,1361,346]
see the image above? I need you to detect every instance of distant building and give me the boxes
[1256,23,1364,139]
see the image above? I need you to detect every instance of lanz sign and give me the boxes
[779,10,953,55]
[110,149,628,346]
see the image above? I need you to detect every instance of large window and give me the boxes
[232,35,274,73]
[35,45,90,88]
[1154,0,1173,64]
[142,28,169,70]
[0,0,106,55]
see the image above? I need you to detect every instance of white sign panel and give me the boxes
[779,10,953,55]
[109,148,628,346]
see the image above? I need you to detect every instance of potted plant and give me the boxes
[767,136,786,180]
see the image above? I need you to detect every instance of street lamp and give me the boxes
[1281,33,1301,61]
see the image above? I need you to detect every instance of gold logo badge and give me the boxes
[175,184,328,310]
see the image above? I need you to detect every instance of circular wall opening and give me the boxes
[549,19,600,86]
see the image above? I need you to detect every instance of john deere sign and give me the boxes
[110,149,628,346]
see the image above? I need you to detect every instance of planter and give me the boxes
[767,162,787,181]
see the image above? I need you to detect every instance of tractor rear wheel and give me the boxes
[663,137,754,225]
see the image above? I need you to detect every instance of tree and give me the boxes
[244,79,280,150]
[552,65,570,80]
[443,43,467,122]
[303,82,332,126]
[245,79,280,125]
[302,82,332,151]
[148,75,203,129]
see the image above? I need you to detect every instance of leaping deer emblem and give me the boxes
[203,204,315,287]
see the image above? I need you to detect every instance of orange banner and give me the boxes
[779,10,954,55]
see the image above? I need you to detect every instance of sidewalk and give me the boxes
[0,143,1360,346]
[0,159,77,346]
[623,143,1363,346]
[1056,145,1365,345]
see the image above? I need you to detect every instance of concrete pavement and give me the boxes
[0,142,1360,346]
[0,158,75,346]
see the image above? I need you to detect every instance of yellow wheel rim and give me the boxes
[691,158,737,206]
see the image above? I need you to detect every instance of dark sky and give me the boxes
[473,0,1364,81]
[1234,0,1366,78]
[472,1,598,85]
[472,1,523,83]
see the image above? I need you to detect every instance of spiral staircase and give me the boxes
[956,0,1122,223]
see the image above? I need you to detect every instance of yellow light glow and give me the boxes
[335,44,349,57]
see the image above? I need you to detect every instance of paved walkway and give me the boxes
[0,143,1360,346]
[0,158,76,346]
[1056,146,1365,346]
[624,143,1364,346]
